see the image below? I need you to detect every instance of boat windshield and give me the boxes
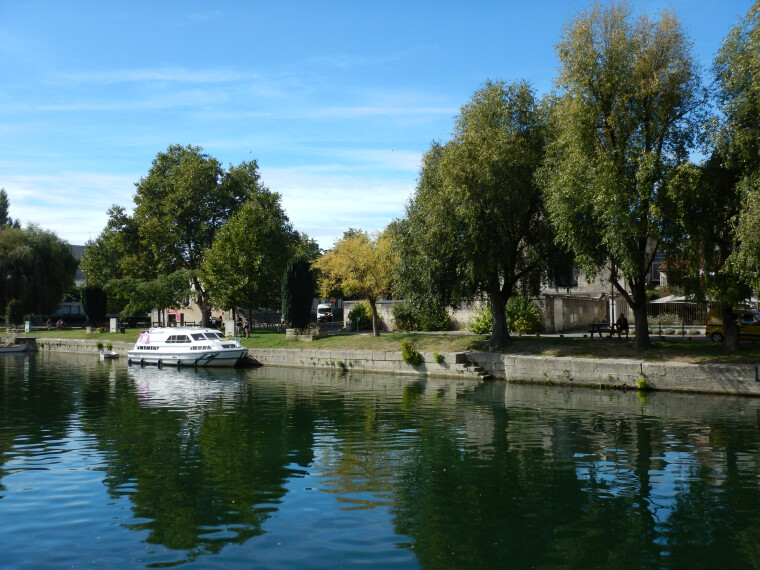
[166,335,191,343]
[206,332,225,339]
[191,333,206,341]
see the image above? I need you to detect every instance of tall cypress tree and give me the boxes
[281,255,313,329]
[81,285,107,326]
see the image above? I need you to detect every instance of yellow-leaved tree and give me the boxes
[313,229,395,336]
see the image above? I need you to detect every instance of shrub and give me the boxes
[648,313,682,326]
[347,301,373,330]
[505,295,541,334]
[433,351,444,364]
[401,339,422,366]
[392,300,451,331]
[391,302,416,331]
[5,300,24,327]
[469,304,492,334]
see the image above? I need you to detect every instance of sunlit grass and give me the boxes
[24,327,760,364]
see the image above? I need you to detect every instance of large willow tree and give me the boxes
[0,225,76,315]
[718,3,760,297]
[395,80,566,346]
[543,2,703,348]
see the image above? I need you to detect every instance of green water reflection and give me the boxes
[1,352,760,568]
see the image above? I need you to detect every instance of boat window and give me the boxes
[191,334,206,341]
[166,335,190,343]
[207,332,224,339]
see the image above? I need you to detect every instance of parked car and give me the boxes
[705,308,760,342]
[317,304,333,323]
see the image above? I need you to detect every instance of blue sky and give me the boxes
[0,0,754,249]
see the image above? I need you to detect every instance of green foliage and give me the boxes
[710,4,760,349]
[433,351,444,364]
[543,2,703,349]
[401,338,422,366]
[0,189,19,228]
[0,225,77,316]
[201,192,296,313]
[314,230,394,336]
[393,80,564,345]
[81,285,107,326]
[391,302,416,331]
[391,300,451,331]
[505,295,541,334]
[282,255,314,329]
[6,299,24,326]
[347,301,372,330]
[469,304,492,335]
[83,145,267,325]
[106,270,193,321]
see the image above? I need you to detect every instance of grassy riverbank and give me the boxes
[26,328,760,364]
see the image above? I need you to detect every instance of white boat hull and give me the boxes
[127,348,247,368]
[127,326,248,368]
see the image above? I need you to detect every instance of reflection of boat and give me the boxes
[127,365,245,409]
[127,327,247,368]
[0,344,27,353]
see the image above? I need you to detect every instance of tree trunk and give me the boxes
[722,303,739,352]
[200,306,212,328]
[488,290,511,346]
[368,298,380,337]
[631,280,650,349]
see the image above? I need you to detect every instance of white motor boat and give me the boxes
[127,327,248,368]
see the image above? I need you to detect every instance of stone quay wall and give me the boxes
[18,337,760,397]
[467,352,760,396]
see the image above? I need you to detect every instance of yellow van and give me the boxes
[705,308,760,342]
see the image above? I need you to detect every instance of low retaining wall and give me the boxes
[19,338,760,397]
[248,348,475,378]
[33,338,133,354]
[467,352,760,396]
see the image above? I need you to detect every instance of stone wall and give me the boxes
[344,295,607,333]
[26,337,760,397]
[467,352,760,396]
[343,299,486,332]
[248,348,483,379]
[540,294,608,333]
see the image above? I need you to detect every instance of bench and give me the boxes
[588,322,614,338]
[588,322,630,339]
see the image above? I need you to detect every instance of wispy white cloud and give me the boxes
[55,67,251,85]
[185,11,224,23]
[262,166,415,248]
[9,87,231,112]
[3,171,136,244]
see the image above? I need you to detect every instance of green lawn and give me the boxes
[27,327,760,364]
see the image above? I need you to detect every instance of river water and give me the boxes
[1,352,760,568]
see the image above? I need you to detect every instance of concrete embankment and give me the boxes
[22,337,760,397]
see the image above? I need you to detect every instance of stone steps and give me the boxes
[461,360,492,381]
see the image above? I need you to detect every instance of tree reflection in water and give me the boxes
[0,353,759,568]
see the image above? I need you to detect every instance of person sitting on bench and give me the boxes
[616,314,629,338]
